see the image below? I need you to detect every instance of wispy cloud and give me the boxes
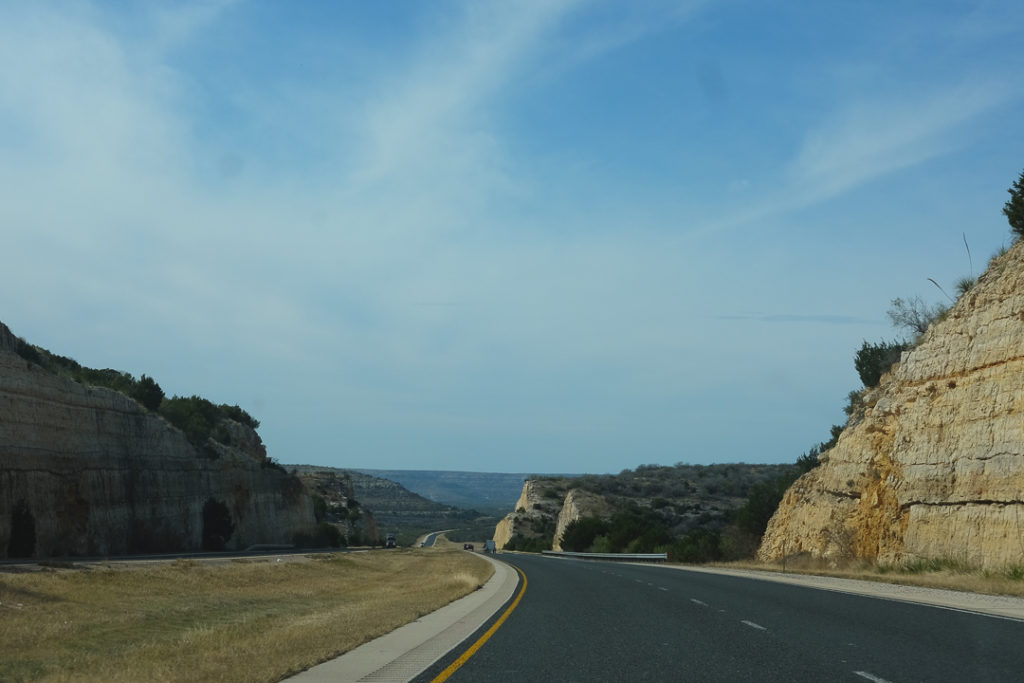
[713,313,877,326]
[787,80,1014,204]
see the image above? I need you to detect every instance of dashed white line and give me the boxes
[658,587,668,591]
[690,599,708,607]
[741,620,767,631]
[854,671,892,683]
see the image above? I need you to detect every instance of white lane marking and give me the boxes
[741,620,767,631]
[690,599,708,606]
[854,672,892,683]
[658,587,668,591]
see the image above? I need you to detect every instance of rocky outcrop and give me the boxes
[494,480,562,549]
[0,322,315,558]
[294,468,379,545]
[553,488,611,551]
[759,243,1024,570]
[291,466,476,540]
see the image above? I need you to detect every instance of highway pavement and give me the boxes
[416,553,1024,682]
[419,530,452,548]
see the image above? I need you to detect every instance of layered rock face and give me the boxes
[0,323,315,558]
[552,489,611,551]
[494,480,556,549]
[759,244,1024,569]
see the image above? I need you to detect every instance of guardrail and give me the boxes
[542,550,667,562]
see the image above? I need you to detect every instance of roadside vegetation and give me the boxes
[0,549,492,683]
[12,337,277,460]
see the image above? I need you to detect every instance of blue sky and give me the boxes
[2,1,1021,474]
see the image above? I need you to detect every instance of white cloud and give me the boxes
[788,80,1013,203]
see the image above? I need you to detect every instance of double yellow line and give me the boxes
[430,564,528,682]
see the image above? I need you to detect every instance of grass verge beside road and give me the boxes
[0,549,493,682]
[723,557,1024,598]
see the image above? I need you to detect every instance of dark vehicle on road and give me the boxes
[463,543,474,550]
[385,533,397,548]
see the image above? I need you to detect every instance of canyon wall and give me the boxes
[0,322,315,558]
[759,243,1024,569]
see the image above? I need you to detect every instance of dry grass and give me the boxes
[718,556,1024,598]
[0,549,493,683]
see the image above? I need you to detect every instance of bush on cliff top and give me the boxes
[13,336,260,447]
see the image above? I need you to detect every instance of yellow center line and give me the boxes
[430,564,528,682]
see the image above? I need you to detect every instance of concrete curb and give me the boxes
[286,553,517,682]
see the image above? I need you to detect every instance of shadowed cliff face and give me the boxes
[759,243,1024,570]
[0,322,315,559]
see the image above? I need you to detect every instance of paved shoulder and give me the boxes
[287,553,518,683]
[665,565,1024,621]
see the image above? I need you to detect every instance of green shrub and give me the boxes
[669,528,722,563]
[854,339,908,387]
[14,338,42,365]
[131,374,164,412]
[843,389,866,420]
[560,516,609,552]
[160,395,262,447]
[1003,168,1024,239]
[503,533,552,553]
[733,475,798,537]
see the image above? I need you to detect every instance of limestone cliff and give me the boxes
[552,488,611,551]
[0,322,315,558]
[759,243,1024,570]
[494,480,563,549]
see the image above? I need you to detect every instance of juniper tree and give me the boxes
[1004,168,1024,239]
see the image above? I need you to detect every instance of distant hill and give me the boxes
[495,462,801,557]
[352,469,541,514]
[291,465,483,545]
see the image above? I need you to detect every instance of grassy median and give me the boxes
[0,549,493,683]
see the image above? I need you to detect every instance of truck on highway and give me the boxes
[483,539,496,553]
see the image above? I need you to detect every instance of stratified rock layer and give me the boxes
[759,244,1024,569]
[0,322,314,558]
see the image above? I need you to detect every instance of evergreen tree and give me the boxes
[132,374,165,412]
[1004,168,1024,239]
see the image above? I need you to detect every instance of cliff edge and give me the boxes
[759,243,1024,569]
[0,322,315,558]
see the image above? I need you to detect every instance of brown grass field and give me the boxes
[0,549,493,683]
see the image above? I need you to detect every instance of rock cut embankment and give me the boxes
[0,322,314,558]
[759,243,1024,569]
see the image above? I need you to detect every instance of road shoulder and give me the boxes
[661,564,1024,621]
[286,553,517,682]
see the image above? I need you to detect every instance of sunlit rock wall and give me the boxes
[759,244,1024,570]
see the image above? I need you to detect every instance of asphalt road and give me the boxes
[420,530,453,548]
[416,554,1024,682]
